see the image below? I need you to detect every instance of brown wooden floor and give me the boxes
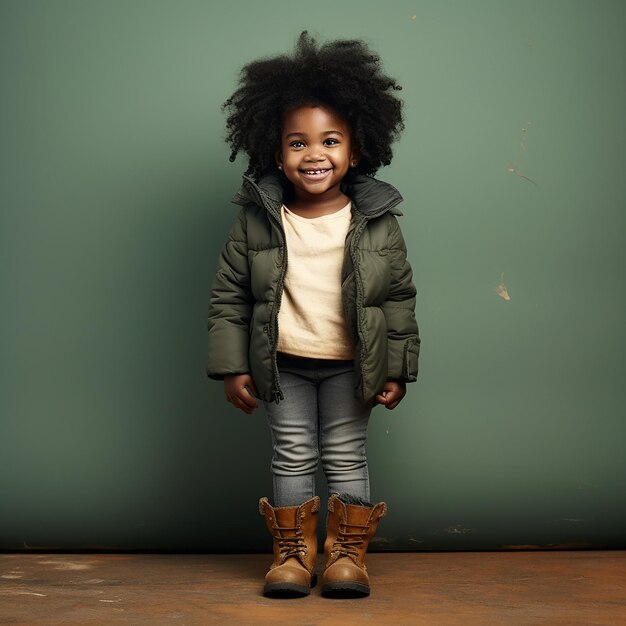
[0,551,625,625]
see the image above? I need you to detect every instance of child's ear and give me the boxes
[275,151,283,171]
[349,149,360,168]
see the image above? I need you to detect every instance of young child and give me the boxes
[207,32,419,598]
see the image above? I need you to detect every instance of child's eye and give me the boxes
[324,138,340,146]
[289,141,305,148]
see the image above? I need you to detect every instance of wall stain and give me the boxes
[507,121,538,186]
[369,536,392,546]
[444,525,473,535]
[496,272,511,301]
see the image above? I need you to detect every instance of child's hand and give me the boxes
[224,374,258,414]
[374,380,406,410]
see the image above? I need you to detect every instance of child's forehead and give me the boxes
[281,104,350,134]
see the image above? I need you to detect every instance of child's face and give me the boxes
[276,105,357,202]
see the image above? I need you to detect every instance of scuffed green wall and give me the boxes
[1,0,624,551]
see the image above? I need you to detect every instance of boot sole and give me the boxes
[264,573,317,597]
[321,581,370,598]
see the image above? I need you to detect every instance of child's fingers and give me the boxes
[239,387,258,410]
[233,395,254,414]
[239,375,258,402]
[224,374,258,413]
[227,389,257,413]
[246,380,259,398]
[375,382,407,408]
[385,387,407,409]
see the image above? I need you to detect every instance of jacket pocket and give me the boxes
[403,339,419,382]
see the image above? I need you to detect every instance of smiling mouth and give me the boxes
[300,168,332,180]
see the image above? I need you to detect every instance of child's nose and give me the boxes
[304,146,326,161]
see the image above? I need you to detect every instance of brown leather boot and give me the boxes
[258,495,320,597]
[321,493,387,597]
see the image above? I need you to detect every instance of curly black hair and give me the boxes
[222,31,404,179]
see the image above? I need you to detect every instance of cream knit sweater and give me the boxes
[277,202,354,359]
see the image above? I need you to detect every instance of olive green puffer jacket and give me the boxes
[207,172,420,404]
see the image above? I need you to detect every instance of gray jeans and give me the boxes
[263,352,373,507]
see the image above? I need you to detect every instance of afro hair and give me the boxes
[222,31,404,180]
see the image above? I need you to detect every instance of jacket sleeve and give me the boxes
[206,208,253,380]
[381,215,420,383]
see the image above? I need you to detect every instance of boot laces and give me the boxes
[274,525,307,557]
[333,522,369,558]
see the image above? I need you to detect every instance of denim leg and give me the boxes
[263,357,319,507]
[318,362,373,501]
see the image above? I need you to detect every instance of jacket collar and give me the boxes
[232,172,404,218]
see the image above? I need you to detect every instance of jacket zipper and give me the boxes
[266,205,287,403]
[347,205,398,400]
[348,217,369,399]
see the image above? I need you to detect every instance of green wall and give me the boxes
[1,0,625,551]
